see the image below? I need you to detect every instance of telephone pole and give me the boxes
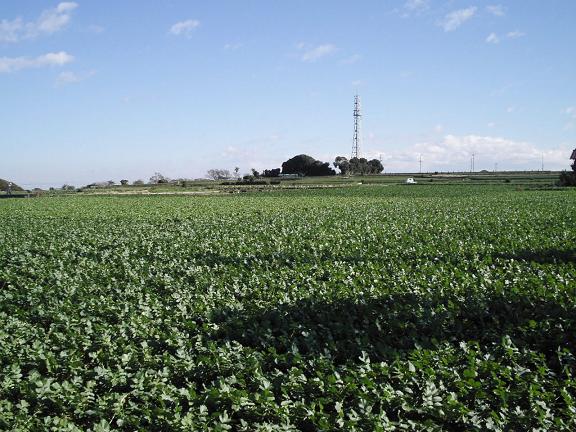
[419,154,422,173]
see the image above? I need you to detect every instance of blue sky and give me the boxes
[1,1,575,187]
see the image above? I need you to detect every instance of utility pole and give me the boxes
[471,153,475,172]
[419,154,422,174]
[541,153,544,171]
[351,95,362,159]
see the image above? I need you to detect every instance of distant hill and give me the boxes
[0,179,24,192]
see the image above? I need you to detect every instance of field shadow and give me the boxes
[494,249,576,264]
[211,291,575,368]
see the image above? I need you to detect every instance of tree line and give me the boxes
[239,154,384,179]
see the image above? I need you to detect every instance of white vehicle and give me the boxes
[405,177,417,184]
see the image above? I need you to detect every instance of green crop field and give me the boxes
[1,185,575,431]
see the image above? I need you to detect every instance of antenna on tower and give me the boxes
[351,95,362,159]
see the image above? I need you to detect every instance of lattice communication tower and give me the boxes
[351,95,362,159]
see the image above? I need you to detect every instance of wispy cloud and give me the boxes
[486,5,505,17]
[563,106,576,130]
[370,135,569,171]
[298,43,337,62]
[0,51,74,73]
[0,2,78,43]
[342,54,362,64]
[86,24,105,34]
[485,33,500,44]
[438,7,477,32]
[506,31,526,39]
[405,0,429,12]
[56,69,95,86]
[486,31,526,45]
[224,42,243,50]
[169,19,200,37]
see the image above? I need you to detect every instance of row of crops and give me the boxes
[1,185,575,430]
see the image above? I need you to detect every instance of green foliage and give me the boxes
[0,185,575,430]
[334,157,383,175]
[282,154,335,176]
[0,179,23,192]
[558,171,576,187]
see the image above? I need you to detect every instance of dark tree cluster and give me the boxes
[281,154,335,176]
[333,156,383,175]
[0,179,23,192]
[262,168,281,177]
[558,148,576,187]
[248,168,280,179]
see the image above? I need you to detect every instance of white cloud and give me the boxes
[224,42,243,50]
[299,44,336,62]
[0,2,78,42]
[485,33,500,44]
[370,135,570,171]
[86,24,105,34]
[486,31,526,45]
[169,19,200,37]
[0,18,23,42]
[506,31,526,39]
[438,7,477,32]
[405,0,429,12]
[36,2,78,34]
[0,51,74,73]
[342,54,362,64]
[486,5,505,17]
[564,106,576,130]
[56,69,95,85]
[217,136,284,173]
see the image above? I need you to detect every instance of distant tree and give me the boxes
[150,172,169,184]
[262,168,281,177]
[234,167,240,178]
[61,184,75,191]
[557,148,576,186]
[120,179,129,186]
[207,169,231,180]
[344,157,383,175]
[558,171,576,186]
[281,154,335,176]
[251,169,261,178]
[333,156,351,175]
[107,180,115,187]
[0,179,23,192]
[133,179,144,186]
[368,159,384,174]
[307,160,336,176]
[281,154,317,175]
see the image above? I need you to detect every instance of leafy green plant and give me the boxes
[0,185,575,430]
